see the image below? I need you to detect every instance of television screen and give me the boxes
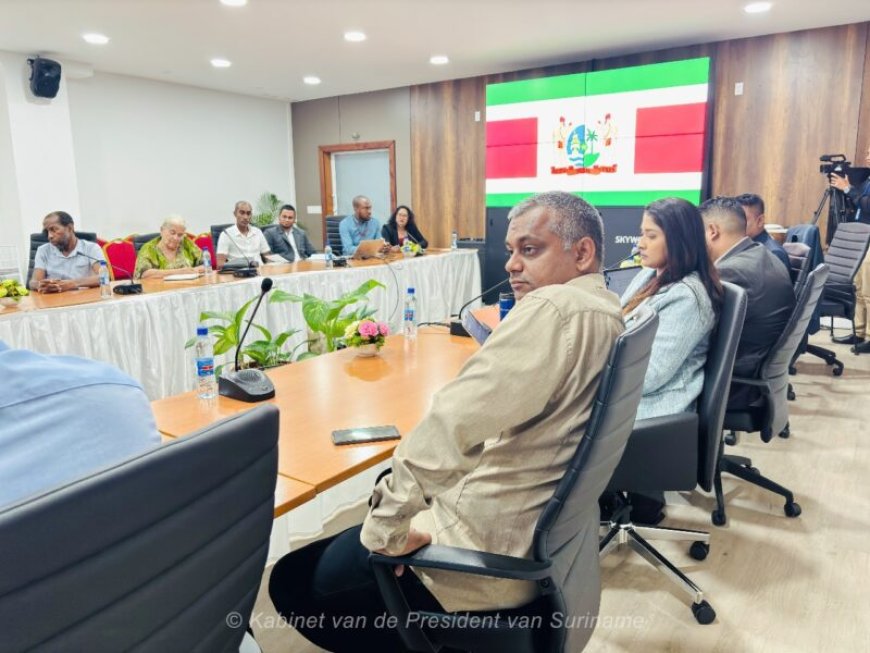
[485,57,711,209]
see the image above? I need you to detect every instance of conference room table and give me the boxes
[152,327,482,558]
[0,249,481,400]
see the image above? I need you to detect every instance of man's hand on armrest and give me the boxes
[374,529,432,577]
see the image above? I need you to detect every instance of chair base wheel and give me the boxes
[689,541,709,561]
[692,600,716,624]
[724,432,737,446]
[832,364,844,376]
[711,509,726,526]
[784,502,802,518]
[779,424,791,438]
[787,388,796,401]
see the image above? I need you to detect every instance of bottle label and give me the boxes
[404,308,415,322]
[196,358,215,377]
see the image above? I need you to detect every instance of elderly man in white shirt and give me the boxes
[28,211,105,293]
[215,200,275,268]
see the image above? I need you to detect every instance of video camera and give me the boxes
[820,153,850,177]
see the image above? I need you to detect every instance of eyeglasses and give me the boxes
[237,210,252,216]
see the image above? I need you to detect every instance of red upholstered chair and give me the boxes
[102,239,137,281]
[194,233,214,268]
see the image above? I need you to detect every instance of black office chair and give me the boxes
[26,230,98,287]
[0,405,279,653]
[324,215,344,255]
[782,241,812,292]
[211,223,234,254]
[131,231,160,254]
[804,222,870,371]
[370,305,659,653]
[600,282,747,624]
[716,264,828,526]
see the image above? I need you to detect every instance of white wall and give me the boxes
[67,72,295,238]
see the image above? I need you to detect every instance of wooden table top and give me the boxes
[152,328,479,508]
[8,250,455,313]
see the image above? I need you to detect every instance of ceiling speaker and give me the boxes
[28,57,62,99]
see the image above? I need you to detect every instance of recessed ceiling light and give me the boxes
[82,33,110,45]
[744,2,772,13]
[430,55,449,65]
[220,0,248,6]
[344,31,367,42]
[210,58,232,68]
[303,76,321,85]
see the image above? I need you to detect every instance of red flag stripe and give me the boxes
[486,118,539,179]
[486,117,538,146]
[635,103,707,137]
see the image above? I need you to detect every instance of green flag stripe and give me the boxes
[485,189,702,207]
[486,58,710,106]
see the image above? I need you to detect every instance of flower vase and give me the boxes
[355,343,380,357]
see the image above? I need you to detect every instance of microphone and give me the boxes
[449,278,511,337]
[603,247,641,273]
[220,229,259,278]
[219,277,276,402]
[77,251,143,295]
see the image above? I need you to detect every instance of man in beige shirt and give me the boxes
[269,191,624,651]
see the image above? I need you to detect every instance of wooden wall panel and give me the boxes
[410,77,485,247]
[712,23,867,231]
[409,22,870,242]
[856,26,870,163]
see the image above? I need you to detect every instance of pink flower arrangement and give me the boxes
[344,319,390,349]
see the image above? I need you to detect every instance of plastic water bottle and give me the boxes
[451,231,459,250]
[99,261,112,299]
[402,241,413,258]
[403,287,417,339]
[194,326,217,400]
[324,245,334,269]
[201,248,214,280]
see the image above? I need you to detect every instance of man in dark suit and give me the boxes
[735,193,790,271]
[701,196,796,408]
[264,204,316,262]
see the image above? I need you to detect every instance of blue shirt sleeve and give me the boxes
[339,217,356,256]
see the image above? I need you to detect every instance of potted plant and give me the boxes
[185,294,305,374]
[344,319,390,356]
[0,278,28,309]
[269,279,385,355]
[253,192,282,228]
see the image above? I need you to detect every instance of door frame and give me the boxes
[318,140,397,243]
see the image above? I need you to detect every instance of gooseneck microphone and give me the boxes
[77,251,143,295]
[219,277,276,402]
[449,278,511,337]
[220,229,259,278]
[602,246,641,273]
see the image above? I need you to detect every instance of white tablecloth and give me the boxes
[0,251,481,400]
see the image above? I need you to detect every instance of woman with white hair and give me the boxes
[133,215,204,279]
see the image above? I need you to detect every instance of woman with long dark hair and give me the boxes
[381,205,429,249]
[622,197,723,419]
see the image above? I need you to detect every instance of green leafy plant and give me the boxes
[253,191,282,228]
[185,295,304,373]
[269,279,384,354]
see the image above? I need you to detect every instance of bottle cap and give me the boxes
[197,326,208,336]
[407,287,415,294]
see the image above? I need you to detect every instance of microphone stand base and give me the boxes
[233,268,259,278]
[113,283,143,295]
[449,318,470,337]
[219,369,276,402]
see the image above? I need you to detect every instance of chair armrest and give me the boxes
[730,376,773,399]
[370,544,551,581]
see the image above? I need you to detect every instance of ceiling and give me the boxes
[1,0,869,103]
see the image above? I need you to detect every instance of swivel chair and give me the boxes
[324,216,344,255]
[716,264,828,525]
[26,230,98,287]
[370,306,659,652]
[0,405,279,653]
[600,282,747,624]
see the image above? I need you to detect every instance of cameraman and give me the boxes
[829,146,870,352]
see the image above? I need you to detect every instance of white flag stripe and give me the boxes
[486,172,703,196]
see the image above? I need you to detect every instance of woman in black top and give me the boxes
[381,205,428,249]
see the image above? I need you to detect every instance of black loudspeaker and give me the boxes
[28,57,62,99]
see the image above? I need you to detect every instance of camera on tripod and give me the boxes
[820,153,850,178]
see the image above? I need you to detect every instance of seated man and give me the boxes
[215,200,274,268]
[0,341,160,508]
[28,211,104,293]
[701,196,796,409]
[269,191,625,651]
[735,193,790,272]
[338,195,387,256]
[264,204,316,262]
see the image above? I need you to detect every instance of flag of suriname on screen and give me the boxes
[485,57,710,207]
